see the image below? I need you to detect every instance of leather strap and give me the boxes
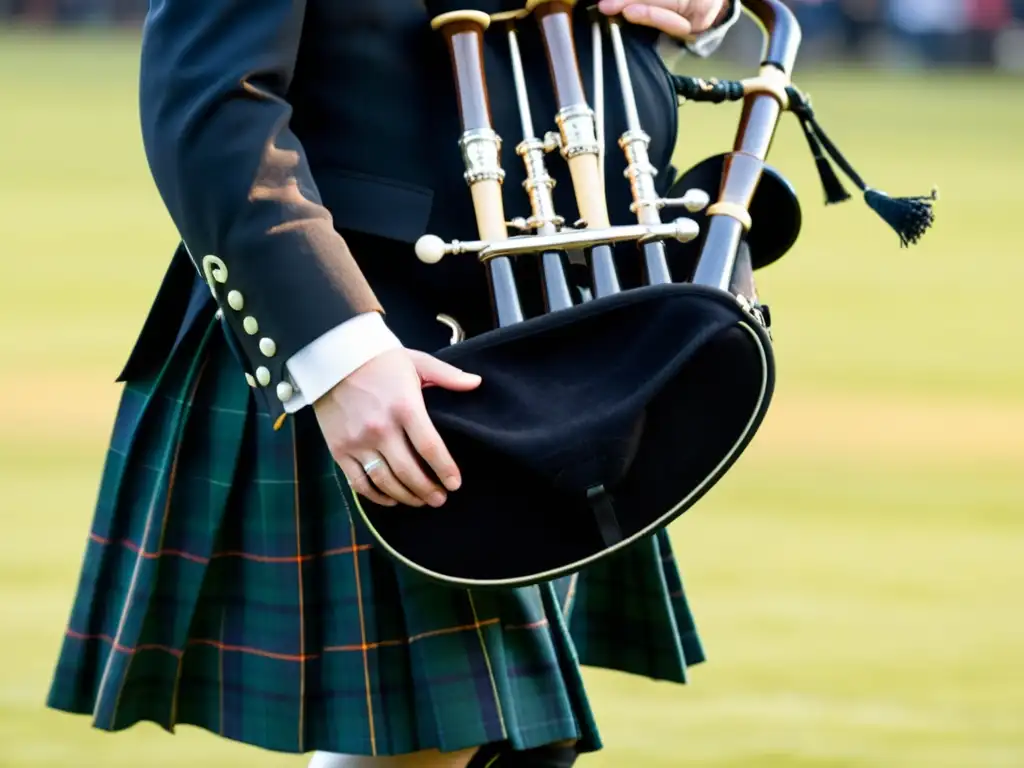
[587,485,623,548]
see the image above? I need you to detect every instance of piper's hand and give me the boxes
[597,0,730,38]
[314,349,482,508]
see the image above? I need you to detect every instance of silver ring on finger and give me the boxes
[362,454,386,475]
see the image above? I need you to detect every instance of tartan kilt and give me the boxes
[46,302,706,757]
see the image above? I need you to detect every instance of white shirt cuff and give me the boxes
[682,0,742,58]
[282,312,403,413]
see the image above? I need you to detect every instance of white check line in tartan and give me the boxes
[46,307,706,757]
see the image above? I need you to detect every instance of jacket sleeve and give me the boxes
[139,0,381,428]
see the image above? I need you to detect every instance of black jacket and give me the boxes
[121,0,704,424]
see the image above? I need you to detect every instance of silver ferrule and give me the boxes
[618,129,661,221]
[516,137,564,233]
[459,128,505,185]
[507,23,564,235]
[554,104,600,159]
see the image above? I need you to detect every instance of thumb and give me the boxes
[410,351,482,391]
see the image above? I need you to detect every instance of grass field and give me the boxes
[1,27,1023,768]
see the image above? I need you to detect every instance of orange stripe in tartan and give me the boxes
[68,629,184,658]
[65,617,510,661]
[87,532,371,563]
[347,507,376,753]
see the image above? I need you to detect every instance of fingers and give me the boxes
[357,446,431,508]
[340,445,434,509]
[400,398,462,493]
[338,455,397,507]
[378,430,449,507]
[320,350,470,510]
[345,401,460,507]
[347,418,452,510]
[597,0,630,12]
[597,0,723,35]
[683,0,723,34]
[409,350,482,392]
[623,3,692,37]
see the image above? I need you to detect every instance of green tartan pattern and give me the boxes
[46,307,705,757]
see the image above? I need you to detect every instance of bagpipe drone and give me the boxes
[353,0,936,588]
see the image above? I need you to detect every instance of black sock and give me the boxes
[466,741,578,767]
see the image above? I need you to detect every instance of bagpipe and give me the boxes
[353,0,936,589]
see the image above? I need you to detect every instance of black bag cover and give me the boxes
[354,283,775,588]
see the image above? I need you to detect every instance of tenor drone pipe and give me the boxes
[431,10,524,327]
[604,14,672,285]
[527,0,621,298]
[692,0,801,292]
[501,11,574,312]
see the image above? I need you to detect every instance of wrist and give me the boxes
[284,312,404,412]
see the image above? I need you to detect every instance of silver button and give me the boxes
[244,373,256,387]
[259,337,277,357]
[227,290,244,311]
[255,366,271,386]
[243,316,259,335]
[215,308,223,320]
[276,381,294,402]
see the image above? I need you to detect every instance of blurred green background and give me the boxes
[1,24,1023,768]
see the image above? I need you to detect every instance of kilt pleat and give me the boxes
[47,307,706,758]
[563,531,706,682]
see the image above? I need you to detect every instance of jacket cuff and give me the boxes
[282,312,404,413]
[188,240,379,429]
[681,0,742,58]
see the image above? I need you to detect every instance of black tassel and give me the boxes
[794,109,851,205]
[863,188,939,247]
[786,86,937,247]
[786,88,850,204]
